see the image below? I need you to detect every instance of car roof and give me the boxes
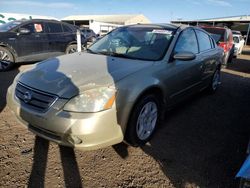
[125,23,180,30]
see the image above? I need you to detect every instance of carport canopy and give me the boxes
[171,15,250,45]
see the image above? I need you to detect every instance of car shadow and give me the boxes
[0,67,19,112]
[228,56,250,74]
[15,58,83,187]
[28,136,83,187]
[139,70,250,187]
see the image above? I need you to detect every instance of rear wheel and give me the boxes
[208,69,221,93]
[0,46,15,71]
[65,44,77,54]
[125,94,161,146]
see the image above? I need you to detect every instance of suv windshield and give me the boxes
[0,20,23,32]
[89,26,174,61]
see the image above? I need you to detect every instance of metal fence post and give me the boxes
[77,29,81,52]
[245,23,250,46]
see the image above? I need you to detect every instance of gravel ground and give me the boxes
[0,48,250,188]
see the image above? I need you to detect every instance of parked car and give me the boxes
[201,26,234,68]
[7,24,223,150]
[80,28,98,42]
[233,34,245,56]
[0,19,87,71]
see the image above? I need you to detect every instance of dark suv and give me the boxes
[201,26,234,68]
[0,19,87,71]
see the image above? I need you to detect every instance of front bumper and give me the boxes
[7,84,123,151]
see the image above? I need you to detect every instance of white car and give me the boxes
[233,34,245,57]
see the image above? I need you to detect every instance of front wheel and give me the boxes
[0,46,15,71]
[125,94,161,146]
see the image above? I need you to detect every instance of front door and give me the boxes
[15,22,49,61]
[165,28,202,105]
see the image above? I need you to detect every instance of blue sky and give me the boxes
[0,0,250,22]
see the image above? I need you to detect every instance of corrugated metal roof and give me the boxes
[61,14,150,24]
[172,15,250,23]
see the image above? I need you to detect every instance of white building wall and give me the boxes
[89,21,122,35]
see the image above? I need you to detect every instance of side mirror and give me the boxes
[173,52,196,61]
[19,28,30,34]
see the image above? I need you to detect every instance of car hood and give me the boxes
[18,52,153,98]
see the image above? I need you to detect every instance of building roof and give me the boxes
[61,14,151,25]
[172,15,250,23]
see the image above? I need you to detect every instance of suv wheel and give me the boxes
[125,94,161,146]
[66,44,77,54]
[0,47,15,71]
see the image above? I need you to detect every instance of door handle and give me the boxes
[34,34,40,37]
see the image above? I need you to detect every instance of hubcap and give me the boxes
[0,50,11,70]
[136,101,158,140]
[68,47,77,54]
[212,70,220,90]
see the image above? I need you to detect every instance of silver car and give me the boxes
[7,24,223,150]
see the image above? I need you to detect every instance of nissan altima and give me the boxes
[7,24,223,150]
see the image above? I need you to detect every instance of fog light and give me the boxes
[67,135,82,145]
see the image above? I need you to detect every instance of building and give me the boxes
[171,15,250,44]
[0,12,58,24]
[61,14,151,35]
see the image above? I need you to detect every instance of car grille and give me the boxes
[15,82,58,112]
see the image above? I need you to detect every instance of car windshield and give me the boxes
[88,26,174,61]
[233,36,239,43]
[0,20,23,32]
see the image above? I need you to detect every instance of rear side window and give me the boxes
[62,24,73,32]
[196,30,212,52]
[47,22,63,33]
[174,29,198,54]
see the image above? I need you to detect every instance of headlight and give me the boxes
[63,87,116,112]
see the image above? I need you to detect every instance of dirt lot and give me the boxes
[1,48,250,188]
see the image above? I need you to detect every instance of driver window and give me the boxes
[20,23,44,33]
[174,29,198,54]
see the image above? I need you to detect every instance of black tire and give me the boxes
[207,69,221,93]
[0,46,15,71]
[65,44,77,54]
[125,94,161,146]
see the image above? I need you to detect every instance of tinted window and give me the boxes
[62,24,72,32]
[174,29,198,54]
[47,22,63,33]
[196,30,212,52]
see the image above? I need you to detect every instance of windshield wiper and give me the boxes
[97,51,137,59]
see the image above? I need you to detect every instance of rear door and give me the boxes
[46,22,67,55]
[195,29,218,86]
[15,21,49,61]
